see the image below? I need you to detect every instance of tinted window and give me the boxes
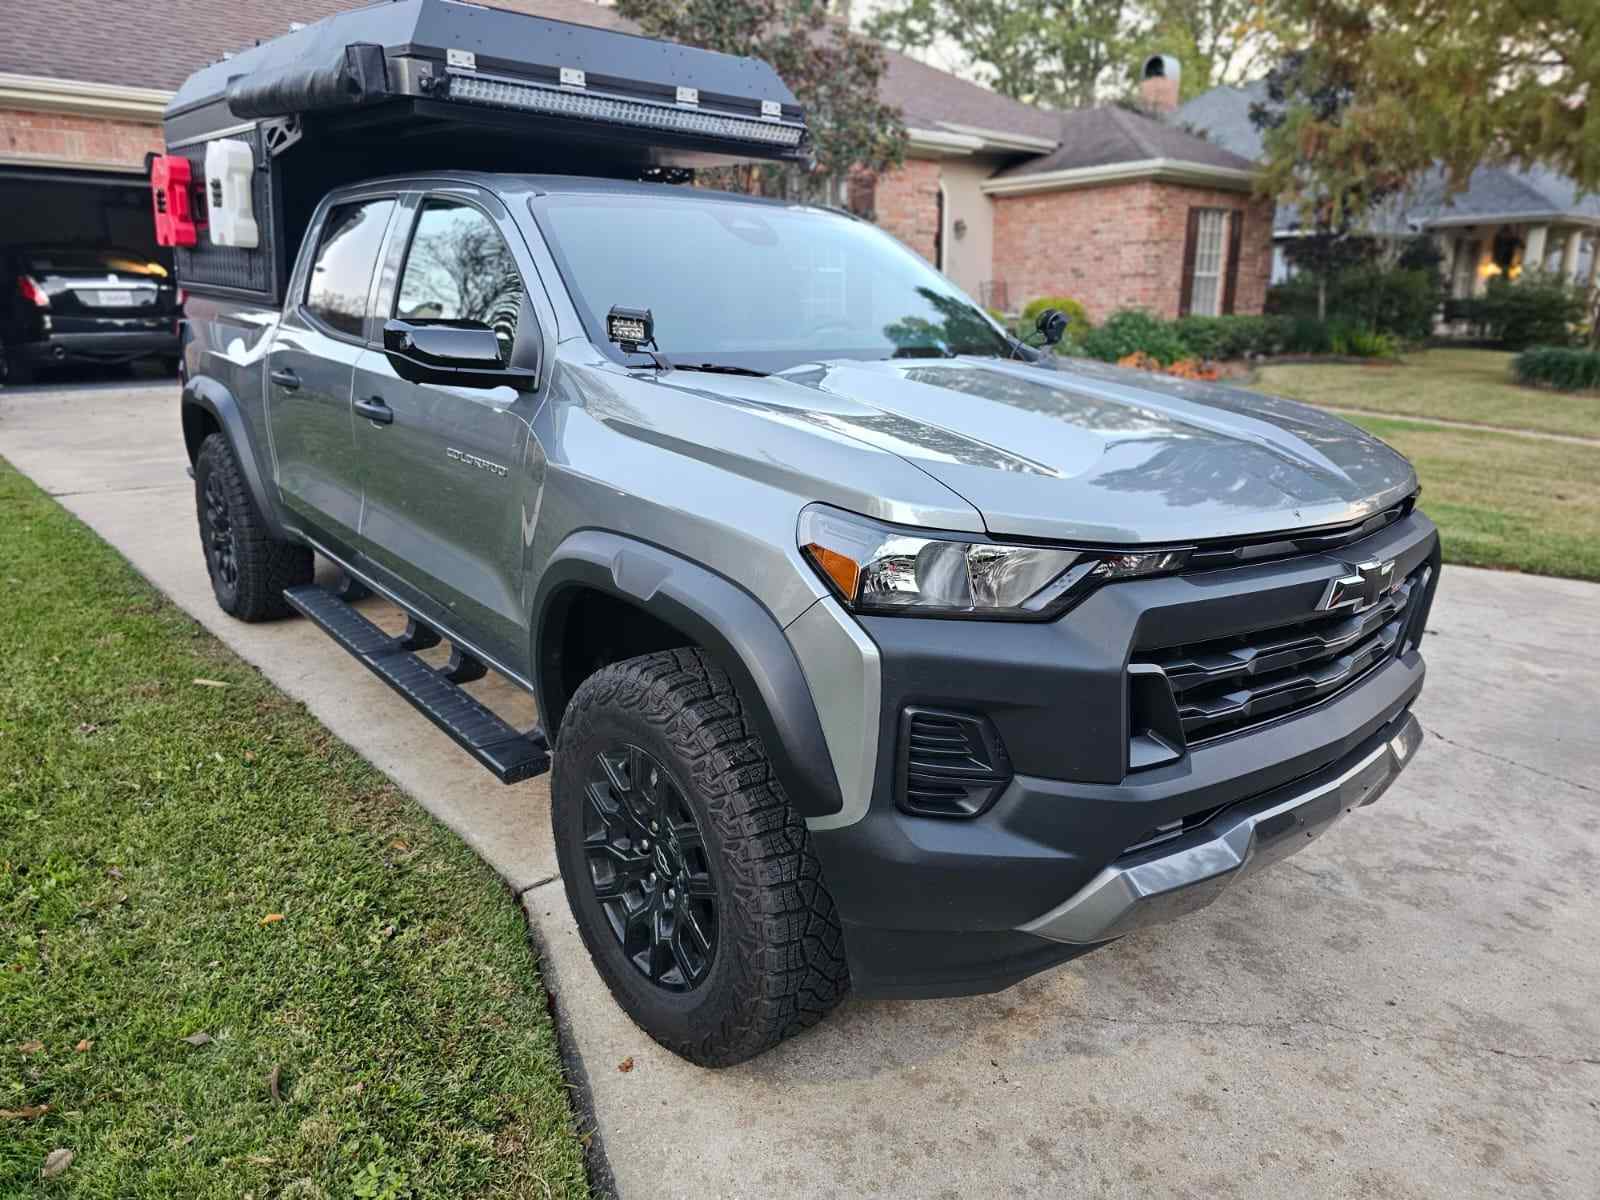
[304,198,394,337]
[23,248,170,279]
[533,193,1012,375]
[396,200,523,359]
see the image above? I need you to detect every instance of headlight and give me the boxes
[798,505,1190,619]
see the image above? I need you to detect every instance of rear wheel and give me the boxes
[552,648,849,1067]
[194,432,312,621]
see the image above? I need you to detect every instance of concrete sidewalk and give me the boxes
[4,382,1598,1199]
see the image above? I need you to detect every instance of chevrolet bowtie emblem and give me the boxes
[1320,559,1397,614]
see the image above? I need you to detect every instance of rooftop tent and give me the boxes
[159,0,809,302]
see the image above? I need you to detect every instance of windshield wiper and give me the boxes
[673,362,769,377]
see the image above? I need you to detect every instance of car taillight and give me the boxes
[17,275,49,308]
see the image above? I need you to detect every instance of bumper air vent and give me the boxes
[897,707,1012,818]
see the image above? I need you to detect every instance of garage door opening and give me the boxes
[1,165,179,386]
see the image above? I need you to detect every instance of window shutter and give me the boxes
[1179,208,1201,317]
[1222,209,1244,314]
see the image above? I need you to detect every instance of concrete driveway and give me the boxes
[3,380,1597,1199]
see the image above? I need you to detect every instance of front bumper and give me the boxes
[803,511,1440,999]
[1021,710,1422,944]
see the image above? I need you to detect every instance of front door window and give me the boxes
[395,199,523,359]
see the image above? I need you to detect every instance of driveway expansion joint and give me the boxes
[1068,1010,1599,1069]
[514,872,562,898]
[1427,728,1595,795]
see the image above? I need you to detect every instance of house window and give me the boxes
[1187,209,1229,316]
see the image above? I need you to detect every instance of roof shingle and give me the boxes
[995,105,1256,178]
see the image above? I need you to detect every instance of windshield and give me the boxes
[531,191,1013,374]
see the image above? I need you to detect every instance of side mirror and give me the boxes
[382,319,538,391]
[1035,308,1069,347]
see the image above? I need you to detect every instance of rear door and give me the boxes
[351,187,546,669]
[265,193,398,555]
[21,247,175,337]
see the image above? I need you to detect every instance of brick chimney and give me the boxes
[1139,54,1180,115]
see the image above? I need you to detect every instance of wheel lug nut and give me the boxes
[650,820,658,833]
[639,838,649,851]
[667,888,676,901]
[648,872,657,886]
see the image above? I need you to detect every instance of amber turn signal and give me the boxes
[802,542,860,602]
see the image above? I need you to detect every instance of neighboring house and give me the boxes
[866,54,1271,319]
[1178,80,1600,300]
[1,1,1271,322]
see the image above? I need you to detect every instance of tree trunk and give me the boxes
[1317,276,1328,321]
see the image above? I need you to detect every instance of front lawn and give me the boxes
[1344,416,1600,582]
[0,461,589,1197]
[1255,347,1600,440]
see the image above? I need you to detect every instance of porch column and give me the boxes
[1588,234,1600,291]
[1523,224,1549,273]
[1561,228,1583,283]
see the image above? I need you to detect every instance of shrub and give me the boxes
[1079,309,1188,365]
[1171,314,1294,360]
[1019,295,1091,342]
[1283,316,1333,355]
[1476,273,1587,349]
[1513,345,1600,392]
[1268,265,1440,341]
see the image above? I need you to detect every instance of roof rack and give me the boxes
[156,0,810,303]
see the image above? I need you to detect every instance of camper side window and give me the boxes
[304,198,396,338]
[395,199,523,360]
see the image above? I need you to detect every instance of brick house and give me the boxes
[870,54,1270,320]
[1,2,1266,323]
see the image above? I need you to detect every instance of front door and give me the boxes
[352,192,543,669]
[265,195,397,554]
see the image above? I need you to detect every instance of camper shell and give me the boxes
[157,0,809,304]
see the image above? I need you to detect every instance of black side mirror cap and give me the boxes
[1035,308,1068,347]
[382,318,538,391]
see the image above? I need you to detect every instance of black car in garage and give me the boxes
[1,246,180,385]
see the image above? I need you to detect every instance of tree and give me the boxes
[1123,0,1274,102]
[865,0,1129,109]
[1250,49,1396,318]
[615,0,905,201]
[1253,0,1600,227]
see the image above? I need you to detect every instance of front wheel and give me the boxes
[193,432,312,621]
[552,648,850,1067]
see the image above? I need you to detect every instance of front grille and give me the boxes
[1132,563,1429,746]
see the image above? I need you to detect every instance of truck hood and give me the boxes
[764,356,1419,543]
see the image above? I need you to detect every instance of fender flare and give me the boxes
[181,376,289,541]
[533,531,845,819]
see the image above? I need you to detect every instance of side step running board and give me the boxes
[283,584,550,784]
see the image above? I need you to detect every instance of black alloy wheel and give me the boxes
[583,743,717,991]
[201,465,240,601]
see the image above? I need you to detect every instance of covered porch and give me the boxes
[1433,218,1600,299]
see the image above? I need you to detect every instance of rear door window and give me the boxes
[394,199,523,360]
[304,198,395,338]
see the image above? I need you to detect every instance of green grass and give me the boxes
[0,461,589,1198]
[1347,417,1600,582]
[1255,347,1600,439]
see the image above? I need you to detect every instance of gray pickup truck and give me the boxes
[179,168,1437,1065]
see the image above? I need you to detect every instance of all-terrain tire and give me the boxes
[194,432,313,621]
[552,648,850,1067]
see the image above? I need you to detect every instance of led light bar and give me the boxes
[448,72,805,149]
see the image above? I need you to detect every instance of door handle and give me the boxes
[354,396,394,426]
[269,367,300,391]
